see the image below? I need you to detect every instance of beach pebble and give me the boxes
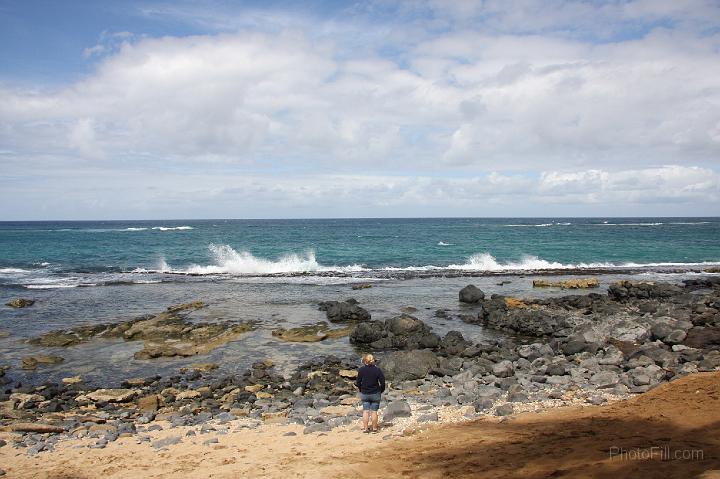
[0,439,6,448]
[202,438,219,446]
[283,431,297,436]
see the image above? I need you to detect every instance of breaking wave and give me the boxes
[155,244,366,275]
[151,226,194,231]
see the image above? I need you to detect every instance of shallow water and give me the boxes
[1,270,710,387]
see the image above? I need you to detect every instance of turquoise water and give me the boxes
[1,218,719,287]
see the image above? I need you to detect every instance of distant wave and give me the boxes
[151,226,194,231]
[150,244,366,275]
[596,222,664,226]
[437,241,453,246]
[505,222,571,227]
[0,268,31,274]
[123,227,148,231]
[447,253,603,271]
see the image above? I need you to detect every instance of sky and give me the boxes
[0,0,719,220]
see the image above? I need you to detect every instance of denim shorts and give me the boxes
[360,392,381,411]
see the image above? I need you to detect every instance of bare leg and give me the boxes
[371,411,378,431]
[362,410,369,431]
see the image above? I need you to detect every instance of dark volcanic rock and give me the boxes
[349,321,385,344]
[608,281,683,301]
[318,300,371,322]
[684,327,720,349]
[459,285,485,304]
[29,302,254,359]
[382,349,439,381]
[5,298,35,308]
[349,315,440,351]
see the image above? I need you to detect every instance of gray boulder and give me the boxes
[492,360,515,378]
[319,300,370,322]
[459,285,485,304]
[382,349,439,381]
[383,400,412,421]
[349,321,385,344]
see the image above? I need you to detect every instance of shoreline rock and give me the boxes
[5,298,35,308]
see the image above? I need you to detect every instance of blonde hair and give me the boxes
[362,354,375,365]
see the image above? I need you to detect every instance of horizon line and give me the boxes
[0,215,718,222]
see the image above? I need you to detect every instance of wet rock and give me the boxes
[608,281,682,301]
[349,321,385,344]
[29,301,254,360]
[532,279,599,289]
[382,350,439,381]
[459,285,485,304]
[190,363,219,372]
[5,298,34,308]
[21,355,64,370]
[351,283,373,290]
[318,300,370,323]
[385,314,426,336]
[272,324,329,343]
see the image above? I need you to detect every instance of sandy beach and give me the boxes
[1,371,718,479]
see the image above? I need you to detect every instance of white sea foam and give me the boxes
[437,241,453,246]
[668,221,711,225]
[0,268,31,274]
[504,222,570,227]
[595,222,664,226]
[122,227,148,231]
[158,244,366,275]
[25,284,80,289]
[446,253,613,271]
[151,226,194,231]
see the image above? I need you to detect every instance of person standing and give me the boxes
[356,353,385,433]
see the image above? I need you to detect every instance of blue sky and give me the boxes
[1,0,719,219]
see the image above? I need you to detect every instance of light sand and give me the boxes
[2,372,720,479]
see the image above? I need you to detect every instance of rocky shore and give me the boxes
[1,276,719,465]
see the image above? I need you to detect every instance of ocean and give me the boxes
[1,217,719,386]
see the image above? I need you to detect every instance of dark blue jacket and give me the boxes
[356,364,386,394]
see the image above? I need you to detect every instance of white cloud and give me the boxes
[1,1,719,218]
